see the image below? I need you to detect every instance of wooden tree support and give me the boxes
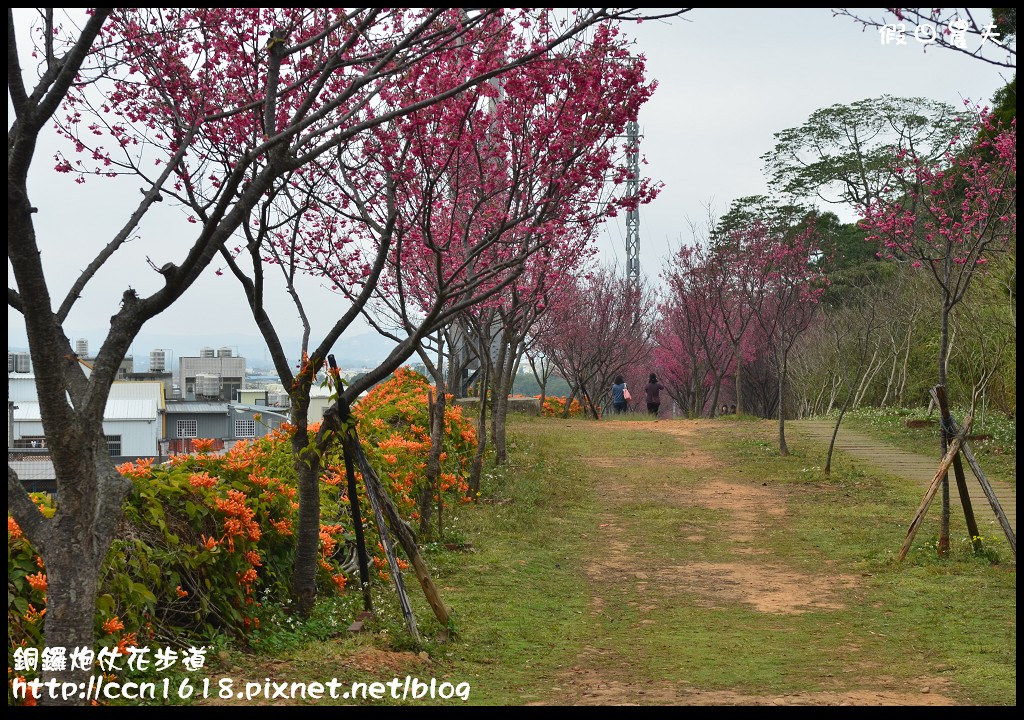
[898,413,972,561]
[356,440,420,644]
[931,386,982,554]
[344,435,452,628]
[342,442,373,613]
[945,413,1016,557]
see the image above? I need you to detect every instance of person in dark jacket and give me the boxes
[611,375,628,414]
[645,373,665,417]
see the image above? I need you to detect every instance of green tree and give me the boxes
[992,75,1016,126]
[763,96,965,211]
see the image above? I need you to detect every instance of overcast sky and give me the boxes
[7,8,1013,365]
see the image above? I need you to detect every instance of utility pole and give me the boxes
[625,119,641,285]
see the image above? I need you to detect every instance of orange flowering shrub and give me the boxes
[353,367,476,523]
[8,443,348,694]
[7,365,477,702]
[539,395,583,417]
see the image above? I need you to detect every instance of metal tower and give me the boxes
[625,120,640,284]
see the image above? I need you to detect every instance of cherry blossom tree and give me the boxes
[657,243,734,417]
[220,16,660,608]
[542,267,656,419]
[8,8,686,698]
[861,112,1016,391]
[750,228,827,455]
[654,296,709,416]
[367,26,658,468]
[860,111,1016,552]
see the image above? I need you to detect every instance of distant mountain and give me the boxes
[328,331,402,369]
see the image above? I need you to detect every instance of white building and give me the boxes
[307,383,336,425]
[150,348,167,372]
[180,348,246,401]
[8,374,165,458]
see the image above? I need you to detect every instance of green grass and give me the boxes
[212,414,1014,706]
[715,421,1015,703]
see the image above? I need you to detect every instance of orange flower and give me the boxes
[116,633,138,654]
[189,472,217,489]
[270,518,292,536]
[199,534,219,550]
[192,437,216,453]
[24,605,46,623]
[16,676,38,706]
[176,586,188,598]
[102,616,124,634]
[117,457,156,479]
[331,573,347,592]
[25,572,47,593]
[248,473,271,488]
[8,516,23,539]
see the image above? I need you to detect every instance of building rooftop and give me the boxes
[13,399,159,422]
[9,376,164,410]
[165,401,233,414]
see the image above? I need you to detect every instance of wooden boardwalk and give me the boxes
[792,419,1016,535]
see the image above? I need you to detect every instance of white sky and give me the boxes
[7,8,1013,362]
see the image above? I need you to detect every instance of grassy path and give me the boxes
[792,419,1016,533]
[216,416,1016,706]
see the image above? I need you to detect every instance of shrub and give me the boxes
[7,366,477,701]
[538,395,584,417]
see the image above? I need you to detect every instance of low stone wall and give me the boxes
[454,397,541,416]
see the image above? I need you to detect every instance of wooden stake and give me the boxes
[899,413,971,562]
[931,387,982,553]
[360,455,420,643]
[343,442,373,613]
[945,413,1016,556]
[347,435,452,627]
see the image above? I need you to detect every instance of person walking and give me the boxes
[611,375,629,414]
[645,373,665,417]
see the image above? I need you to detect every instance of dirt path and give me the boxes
[549,419,955,706]
[792,419,1016,533]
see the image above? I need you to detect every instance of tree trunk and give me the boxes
[342,443,373,612]
[933,386,982,553]
[419,390,445,537]
[734,344,744,415]
[937,302,951,556]
[291,428,321,615]
[467,377,489,498]
[778,351,789,456]
[493,393,509,464]
[825,393,854,475]
[489,367,509,465]
[39,547,99,705]
[561,386,577,418]
[898,414,971,561]
[709,374,723,418]
[582,384,600,419]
